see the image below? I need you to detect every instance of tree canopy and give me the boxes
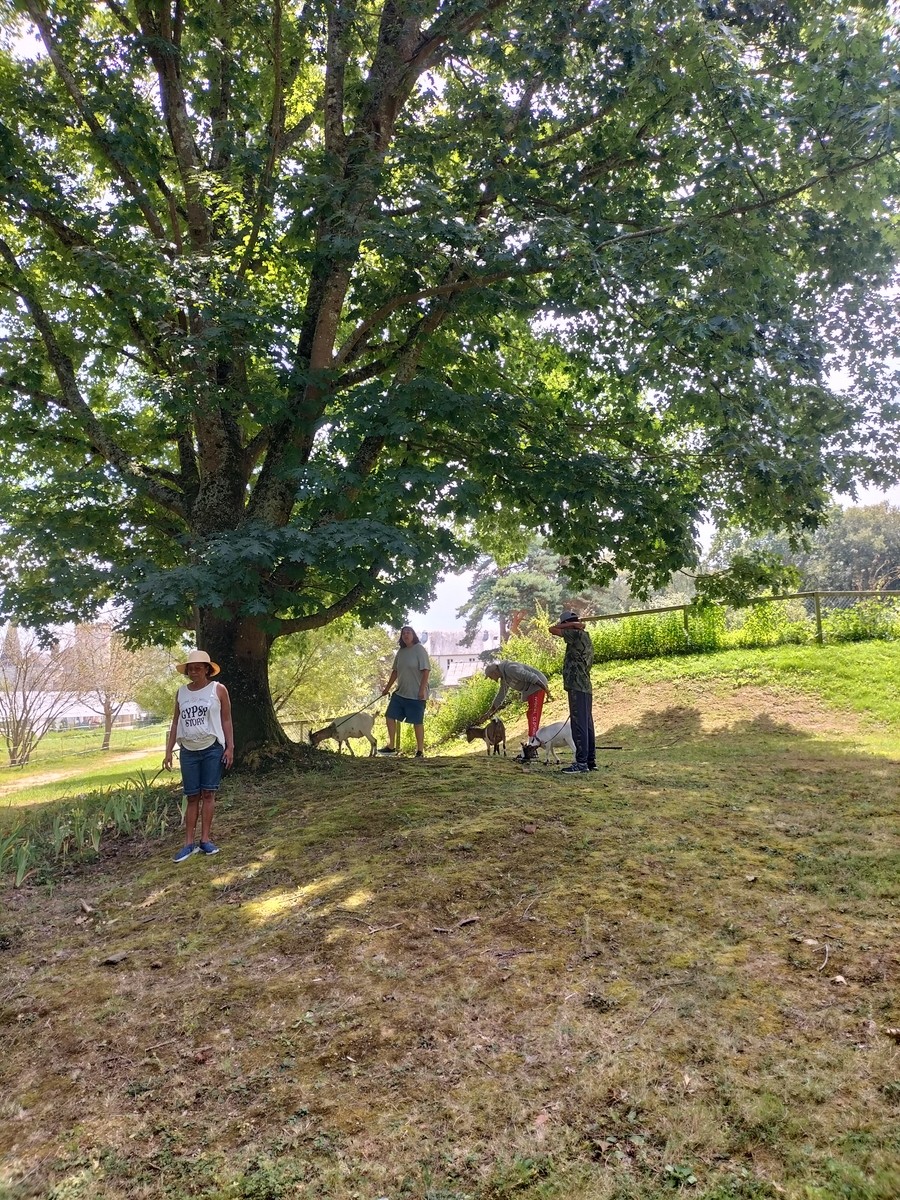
[708,501,900,593]
[1,0,898,754]
[456,539,696,643]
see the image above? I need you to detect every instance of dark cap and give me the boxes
[558,610,579,623]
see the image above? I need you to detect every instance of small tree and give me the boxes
[132,648,183,723]
[0,625,76,765]
[270,620,395,728]
[70,624,171,749]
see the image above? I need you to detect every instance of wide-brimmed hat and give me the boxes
[176,649,220,676]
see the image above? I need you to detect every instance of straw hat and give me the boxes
[176,649,221,676]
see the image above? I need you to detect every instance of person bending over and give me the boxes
[483,661,550,738]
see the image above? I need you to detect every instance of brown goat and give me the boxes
[465,717,506,756]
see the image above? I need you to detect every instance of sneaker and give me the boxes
[414,751,424,758]
[560,764,588,774]
[173,844,198,863]
[198,840,220,855]
[377,746,398,755]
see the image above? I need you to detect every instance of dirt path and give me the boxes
[0,747,162,799]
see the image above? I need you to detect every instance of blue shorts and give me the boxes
[385,694,426,725]
[180,742,225,795]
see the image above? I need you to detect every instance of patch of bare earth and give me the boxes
[1,677,899,1199]
[0,749,157,799]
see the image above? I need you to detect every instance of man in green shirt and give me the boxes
[548,610,595,773]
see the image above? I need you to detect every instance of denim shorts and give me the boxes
[385,694,426,725]
[180,741,225,795]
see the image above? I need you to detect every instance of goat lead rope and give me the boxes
[328,694,385,731]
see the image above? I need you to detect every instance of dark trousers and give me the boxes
[568,690,595,767]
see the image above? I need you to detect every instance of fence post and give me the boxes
[814,592,823,645]
[682,605,690,635]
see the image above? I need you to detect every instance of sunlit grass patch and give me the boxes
[242,873,351,923]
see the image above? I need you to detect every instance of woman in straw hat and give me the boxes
[163,650,234,862]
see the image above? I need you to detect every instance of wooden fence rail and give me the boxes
[579,590,900,646]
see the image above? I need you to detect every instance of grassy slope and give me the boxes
[1,645,899,1200]
[0,724,169,818]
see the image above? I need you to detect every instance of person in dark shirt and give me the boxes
[548,610,595,773]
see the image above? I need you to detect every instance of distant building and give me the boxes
[419,629,499,687]
[50,698,148,731]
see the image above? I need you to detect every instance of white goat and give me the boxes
[521,718,575,764]
[309,711,377,756]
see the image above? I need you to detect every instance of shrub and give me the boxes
[500,611,563,678]
[0,773,184,884]
[686,603,728,652]
[729,600,809,648]
[590,606,727,663]
[426,673,500,747]
[822,598,900,644]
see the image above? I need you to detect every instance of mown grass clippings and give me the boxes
[1,661,899,1200]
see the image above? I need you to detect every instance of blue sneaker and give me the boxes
[198,840,220,855]
[560,763,588,774]
[173,844,198,863]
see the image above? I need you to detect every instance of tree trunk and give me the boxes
[101,700,113,751]
[197,612,291,763]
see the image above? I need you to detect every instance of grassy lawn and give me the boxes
[3,722,168,768]
[0,724,169,819]
[1,645,899,1199]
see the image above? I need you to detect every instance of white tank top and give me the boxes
[176,681,225,751]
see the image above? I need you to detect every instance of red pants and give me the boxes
[526,690,546,738]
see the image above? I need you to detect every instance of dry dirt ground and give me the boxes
[1,677,899,1200]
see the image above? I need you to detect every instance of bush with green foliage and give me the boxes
[500,619,563,679]
[0,773,183,885]
[729,600,809,649]
[588,605,728,664]
[821,599,900,644]
[425,674,500,748]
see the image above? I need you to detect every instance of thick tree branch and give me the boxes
[103,0,138,36]
[324,2,352,156]
[334,264,554,367]
[133,0,213,247]
[277,567,380,635]
[22,0,168,243]
[208,6,234,173]
[407,1,511,78]
[238,0,288,279]
[0,237,187,519]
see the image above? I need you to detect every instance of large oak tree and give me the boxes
[0,0,898,756]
